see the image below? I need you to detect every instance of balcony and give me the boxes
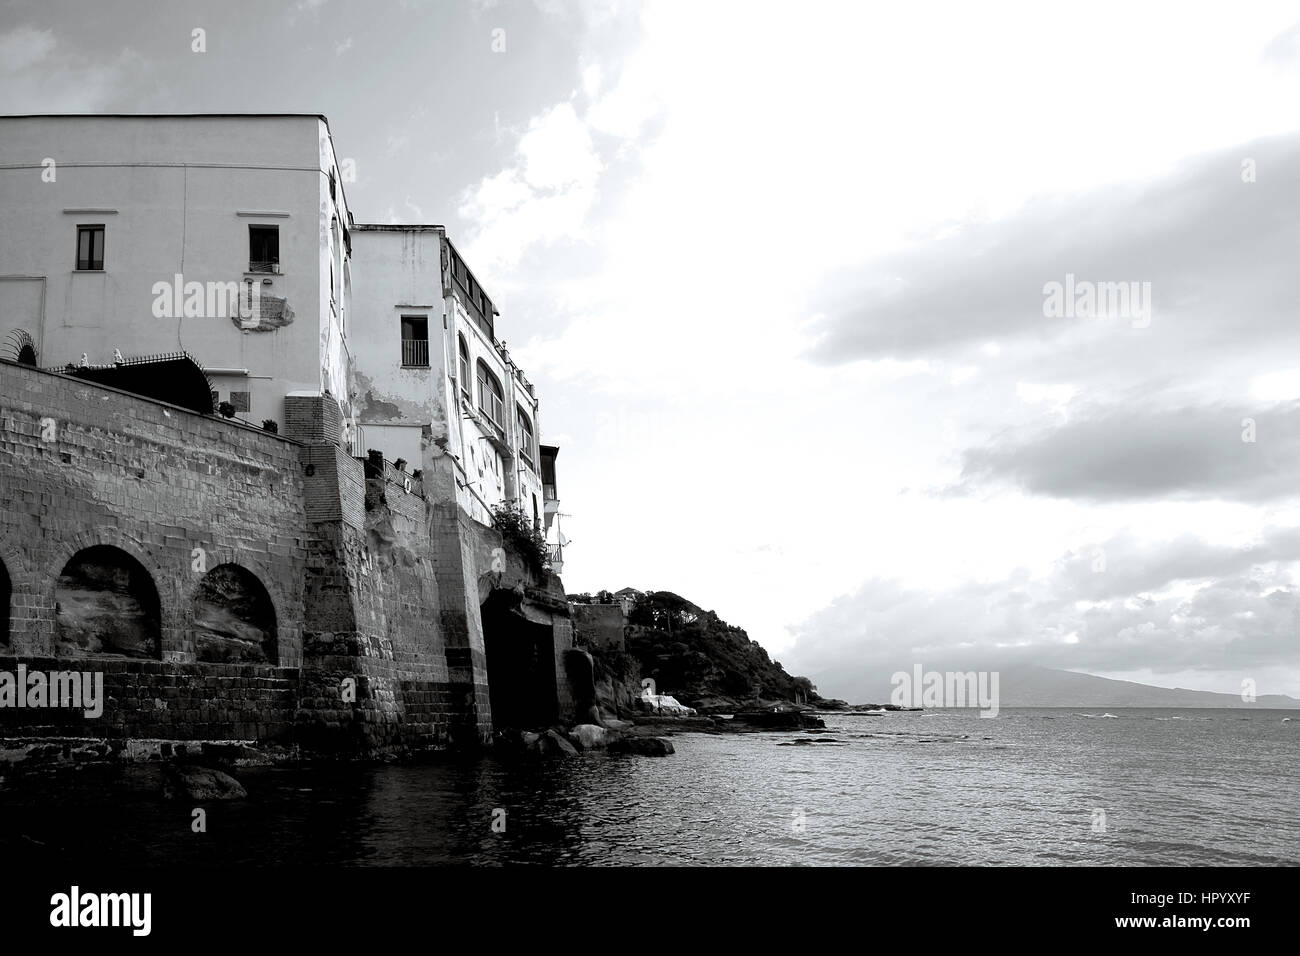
[248,260,280,274]
[401,338,430,368]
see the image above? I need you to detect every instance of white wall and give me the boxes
[0,115,349,428]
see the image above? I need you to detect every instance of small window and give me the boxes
[458,335,470,398]
[477,360,504,429]
[249,225,279,273]
[516,405,535,466]
[230,391,251,413]
[401,315,429,367]
[210,389,219,408]
[76,225,104,270]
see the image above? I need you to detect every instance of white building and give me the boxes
[0,113,559,535]
[349,225,549,529]
[0,114,354,430]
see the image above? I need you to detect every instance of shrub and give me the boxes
[489,501,550,574]
[262,419,279,433]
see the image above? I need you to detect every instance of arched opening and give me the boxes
[55,546,161,658]
[0,557,10,646]
[192,564,278,664]
[4,328,37,366]
[481,589,559,730]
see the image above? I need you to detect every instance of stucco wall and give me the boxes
[0,115,348,429]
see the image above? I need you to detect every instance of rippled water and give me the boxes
[4,708,1298,865]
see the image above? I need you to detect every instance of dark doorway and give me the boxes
[481,590,558,729]
[55,546,161,658]
[193,564,278,663]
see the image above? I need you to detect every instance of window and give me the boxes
[477,360,504,430]
[76,225,104,270]
[401,315,429,367]
[516,405,535,466]
[458,335,470,398]
[249,225,279,273]
[230,391,251,413]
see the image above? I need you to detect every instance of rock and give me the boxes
[610,736,674,757]
[602,718,634,732]
[539,729,579,757]
[568,724,610,750]
[635,694,696,716]
[163,764,247,801]
[729,710,825,730]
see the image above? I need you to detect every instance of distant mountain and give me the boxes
[816,662,1300,709]
[993,666,1299,709]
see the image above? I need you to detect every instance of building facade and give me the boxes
[0,114,575,758]
[0,114,354,430]
[350,225,547,529]
[0,113,559,538]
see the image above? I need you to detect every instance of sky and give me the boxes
[3,0,1300,701]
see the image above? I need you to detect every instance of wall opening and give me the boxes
[192,564,278,664]
[0,557,10,646]
[481,590,558,730]
[55,546,161,658]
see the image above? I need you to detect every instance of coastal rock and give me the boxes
[162,765,247,801]
[729,710,825,730]
[568,724,611,750]
[540,730,580,757]
[610,736,674,757]
[635,694,696,716]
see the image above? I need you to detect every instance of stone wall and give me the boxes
[0,359,579,761]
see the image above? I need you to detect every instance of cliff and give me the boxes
[571,589,825,713]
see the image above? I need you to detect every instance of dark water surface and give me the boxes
[3,708,1297,865]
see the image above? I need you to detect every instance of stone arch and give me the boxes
[54,545,162,659]
[192,563,278,664]
[479,585,559,729]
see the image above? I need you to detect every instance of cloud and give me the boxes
[335,37,353,55]
[804,132,1300,367]
[787,529,1300,702]
[1263,20,1300,67]
[956,400,1300,503]
[0,25,140,112]
[458,100,603,271]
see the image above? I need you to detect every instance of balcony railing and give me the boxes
[401,338,430,367]
[248,260,280,274]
